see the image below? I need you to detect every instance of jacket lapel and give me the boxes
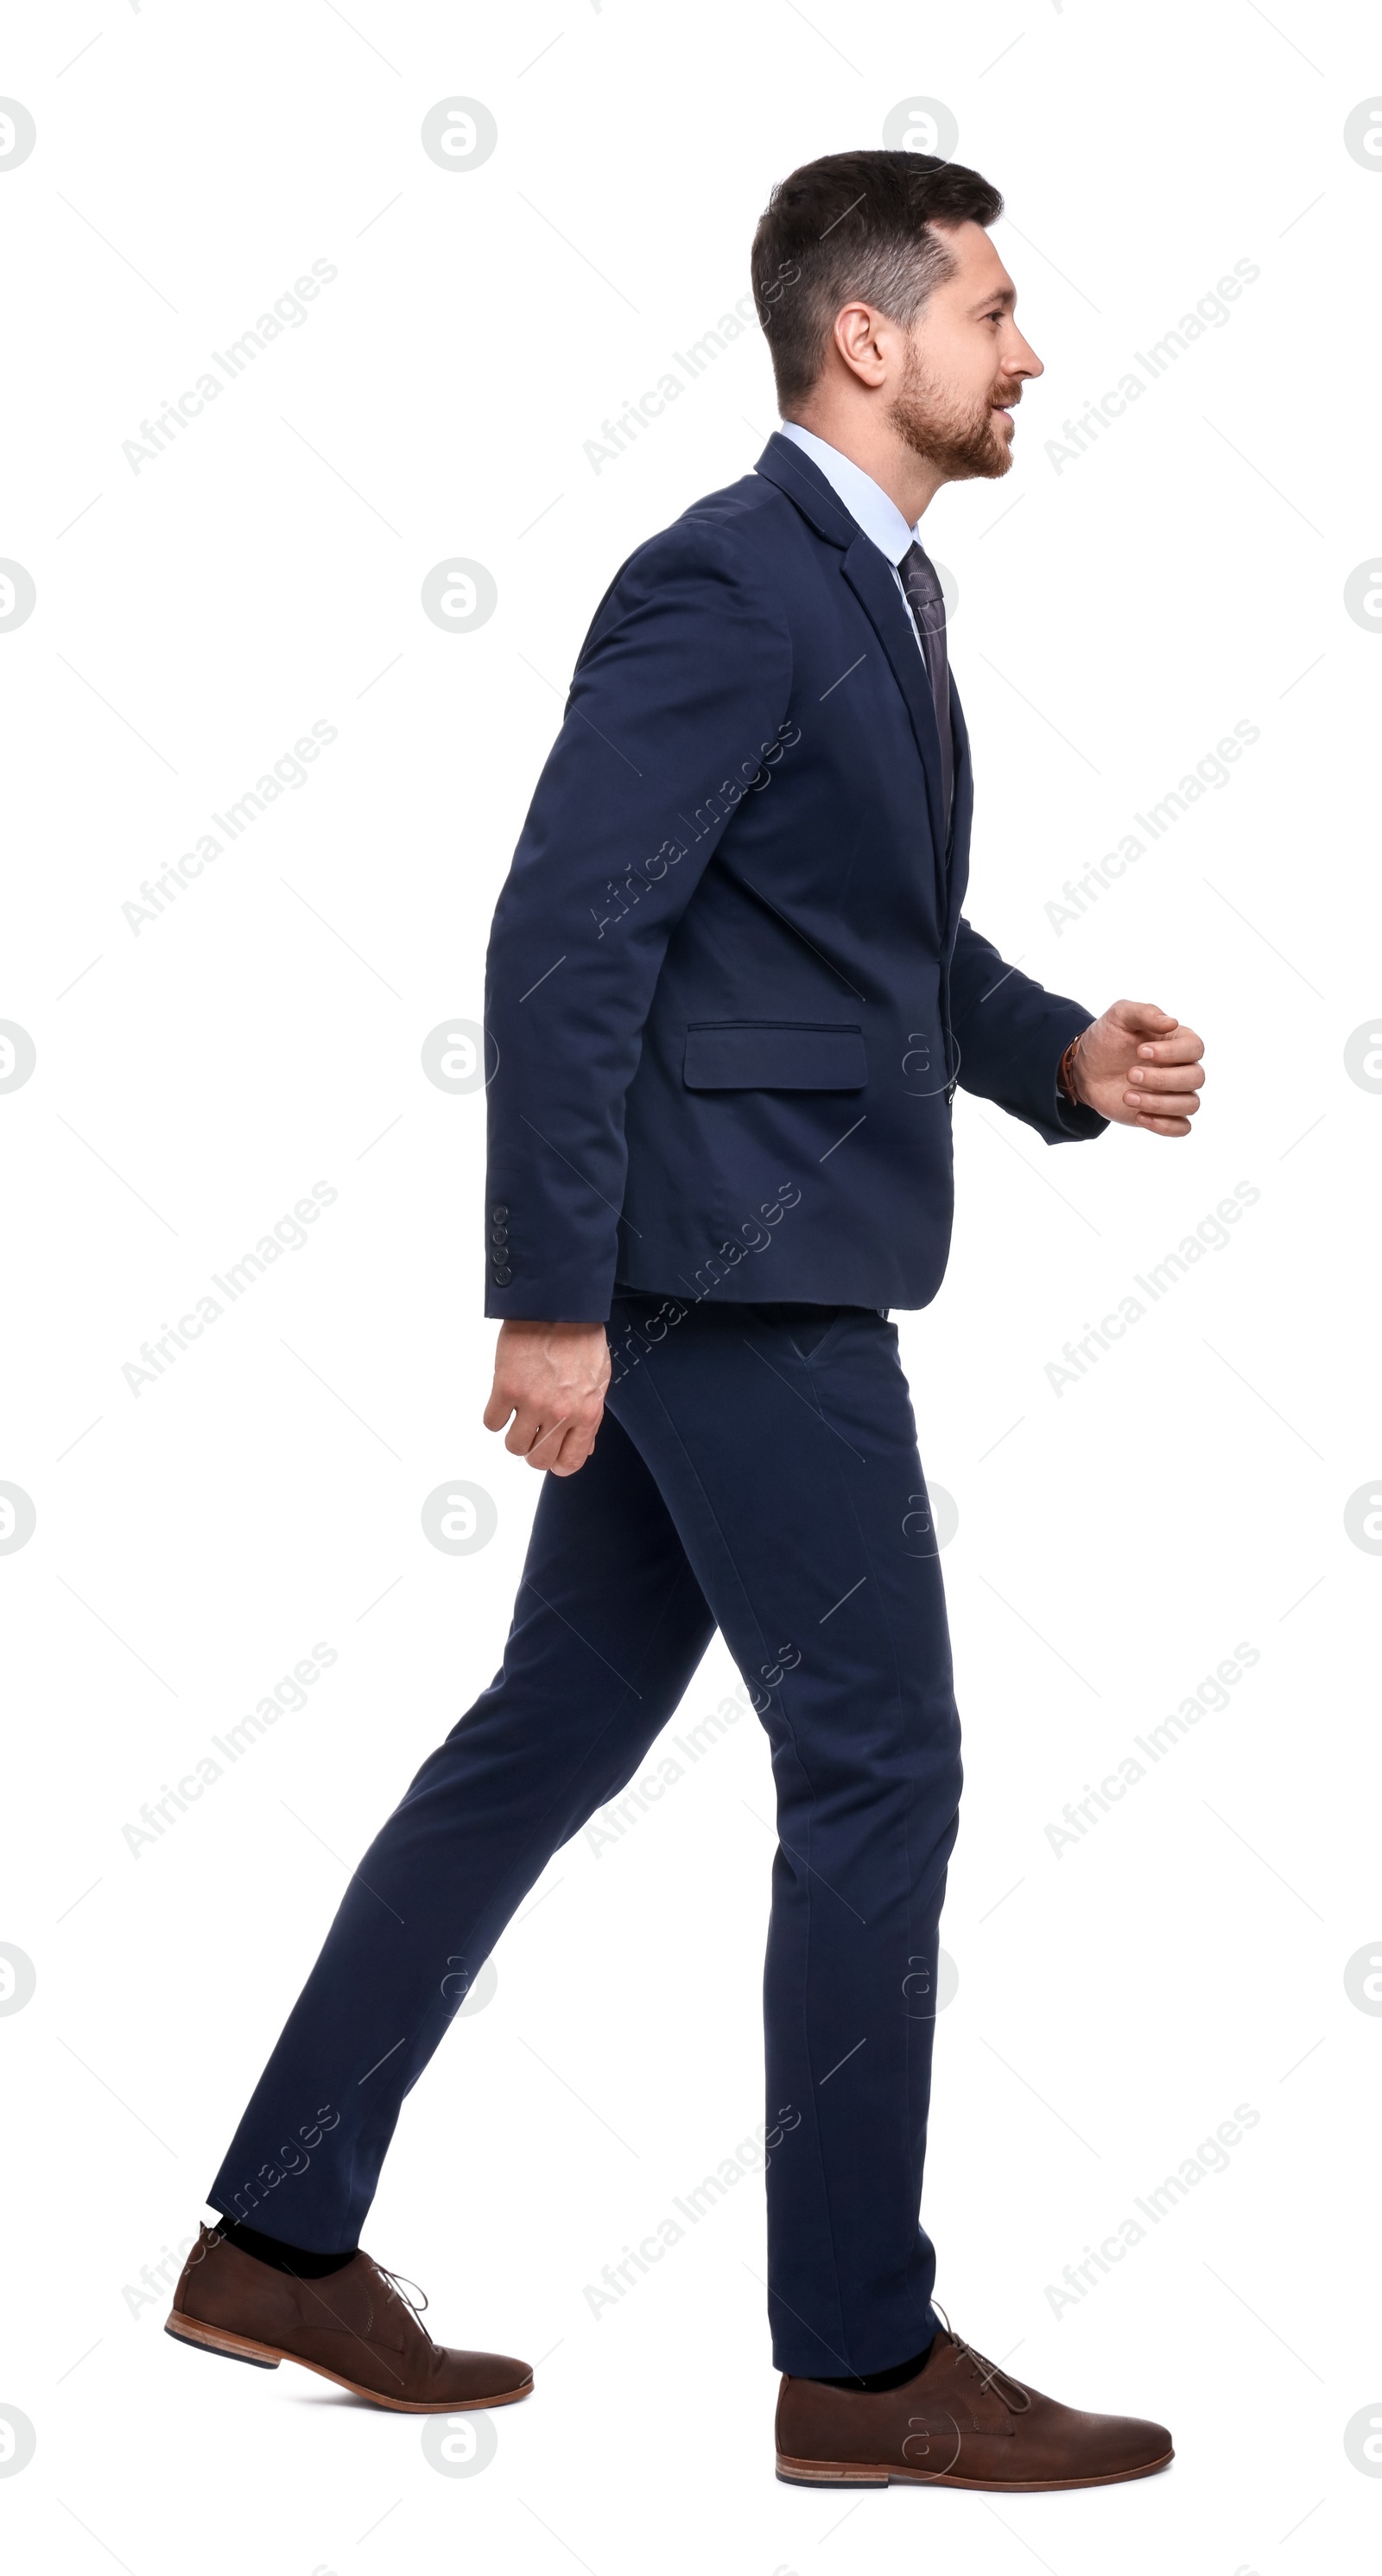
[945,677,973,943]
[755,435,954,916]
[839,534,947,860]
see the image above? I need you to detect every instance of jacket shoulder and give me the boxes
[679,467,797,539]
[615,470,798,587]
[576,475,796,669]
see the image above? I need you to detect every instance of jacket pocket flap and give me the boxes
[682,1024,866,1090]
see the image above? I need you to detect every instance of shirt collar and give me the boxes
[777,421,921,567]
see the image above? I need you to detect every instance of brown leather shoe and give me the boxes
[166,2224,532,2414]
[776,2324,1172,2490]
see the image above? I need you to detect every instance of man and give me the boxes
[169,150,1203,2490]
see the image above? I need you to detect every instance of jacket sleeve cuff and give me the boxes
[484,1273,614,1325]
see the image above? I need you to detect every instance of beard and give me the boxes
[890,349,1021,482]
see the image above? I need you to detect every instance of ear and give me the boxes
[831,301,891,389]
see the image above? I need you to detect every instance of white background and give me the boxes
[2,2,1379,2571]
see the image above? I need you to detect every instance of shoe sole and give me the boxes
[164,2313,534,2414]
[775,2447,1174,2491]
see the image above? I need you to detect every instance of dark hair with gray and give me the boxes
[751,149,1004,407]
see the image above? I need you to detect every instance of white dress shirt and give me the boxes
[775,419,932,669]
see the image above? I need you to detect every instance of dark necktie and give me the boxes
[899,541,954,840]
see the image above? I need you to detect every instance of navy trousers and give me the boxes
[209,1297,963,2376]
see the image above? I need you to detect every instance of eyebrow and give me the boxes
[973,284,1017,312]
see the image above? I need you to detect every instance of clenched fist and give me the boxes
[1068,1001,1205,1137]
[484,1318,611,1475]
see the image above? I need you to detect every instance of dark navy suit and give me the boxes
[483,432,1102,1320]
[211,437,1106,2376]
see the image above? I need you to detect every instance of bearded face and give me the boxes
[889,339,1023,483]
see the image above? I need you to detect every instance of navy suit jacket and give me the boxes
[483,433,1106,1320]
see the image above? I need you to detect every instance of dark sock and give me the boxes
[210,2213,358,2279]
[807,2332,938,2392]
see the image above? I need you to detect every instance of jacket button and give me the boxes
[492,1266,512,1285]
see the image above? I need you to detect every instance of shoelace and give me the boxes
[933,2304,1031,2414]
[375,2265,435,2347]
